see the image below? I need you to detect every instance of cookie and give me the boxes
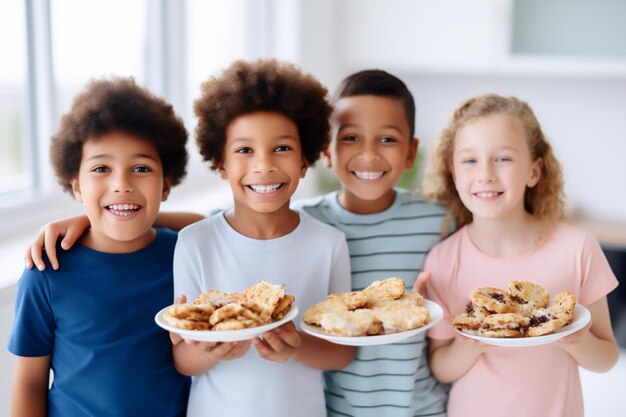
[470,287,513,314]
[374,304,430,334]
[242,281,285,321]
[209,303,263,326]
[527,308,566,337]
[550,291,576,325]
[194,290,234,308]
[319,309,376,337]
[272,294,295,320]
[363,277,405,302]
[302,300,347,326]
[508,280,550,310]
[327,291,368,310]
[163,304,215,330]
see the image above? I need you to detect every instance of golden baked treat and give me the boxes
[163,281,295,331]
[163,304,216,330]
[302,300,347,326]
[470,287,513,314]
[302,277,431,337]
[477,313,530,338]
[454,281,576,338]
[363,277,406,302]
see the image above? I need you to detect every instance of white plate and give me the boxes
[155,305,299,342]
[300,300,443,346]
[456,304,591,347]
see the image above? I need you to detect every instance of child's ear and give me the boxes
[527,157,543,188]
[404,137,419,170]
[71,178,83,203]
[300,157,308,178]
[218,165,228,180]
[161,178,172,202]
[322,148,332,169]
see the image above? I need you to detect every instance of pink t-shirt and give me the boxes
[425,223,618,417]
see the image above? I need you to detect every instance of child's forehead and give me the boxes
[82,131,161,160]
[332,95,409,131]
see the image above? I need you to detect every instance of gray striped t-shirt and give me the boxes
[294,188,450,417]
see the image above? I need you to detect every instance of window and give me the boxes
[0,1,30,195]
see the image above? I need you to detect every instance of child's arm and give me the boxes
[172,339,252,376]
[154,212,205,231]
[11,356,50,417]
[253,321,355,369]
[555,296,619,372]
[25,212,205,271]
[429,335,492,383]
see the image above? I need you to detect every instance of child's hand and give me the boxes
[555,320,592,346]
[24,215,90,271]
[253,321,302,363]
[412,271,431,294]
[184,339,252,361]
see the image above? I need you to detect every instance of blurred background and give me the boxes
[1,0,625,415]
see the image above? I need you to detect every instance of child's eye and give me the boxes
[380,136,398,144]
[495,157,512,163]
[341,135,358,142]
[133,165,152,173]
[235,147,253,154]
[274,145,292,152]
[462,159,476,165]
[92,166,110,173]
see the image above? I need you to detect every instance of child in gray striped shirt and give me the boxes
[294,69,450,417]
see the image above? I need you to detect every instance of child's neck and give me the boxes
[467,213,542,259]
[224,203,300,240]
[338,188,396,214]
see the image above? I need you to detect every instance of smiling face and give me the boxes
[71,131,171,253]
[218,111,307,218]
[325,95,418,214]
[451,113,542,223]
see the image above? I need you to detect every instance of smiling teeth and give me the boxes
[354,171,383,180]
[250,184,281,193]
[476,192,500,198]
[108,204,140,216]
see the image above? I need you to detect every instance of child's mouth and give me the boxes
[474,192,503,199]
[248,183,283,193]
[106,203,141,216]
[353,171,384,181]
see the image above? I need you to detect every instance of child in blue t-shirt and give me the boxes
[9,78,191,416]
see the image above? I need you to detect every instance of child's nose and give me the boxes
[111,173,134,193]
[252,152,278,173]
[478,163,496,183]
[357,141,380,162]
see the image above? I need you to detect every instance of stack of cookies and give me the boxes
[303,277,430,337]
[163,281,295,331]
[453,280,576,338]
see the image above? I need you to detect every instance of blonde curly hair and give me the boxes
[422,94,566,235]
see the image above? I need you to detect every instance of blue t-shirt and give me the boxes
[8,228,189,417]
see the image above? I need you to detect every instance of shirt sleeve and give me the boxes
[8,268,55,357]
[173,233,204,303]
[578,232,619,306]
[328,234,352,295]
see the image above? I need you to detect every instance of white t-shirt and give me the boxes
[173,210,351,417]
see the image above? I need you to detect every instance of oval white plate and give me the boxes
[456,304,591,347]
[155,305,299,342]
[300,300,443,346]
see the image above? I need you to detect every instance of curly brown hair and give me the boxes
[50,77,188,194]
[193,59,332,170]
[422,94,566,234]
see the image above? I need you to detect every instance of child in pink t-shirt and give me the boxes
[421,94,619,417]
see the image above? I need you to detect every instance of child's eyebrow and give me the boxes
[85,153,159,162]
[230,135,298,144]
[337,123,404,134]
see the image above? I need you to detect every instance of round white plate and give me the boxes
[300,300,443,346]
[155,305,299,342]
[456,304,591,347]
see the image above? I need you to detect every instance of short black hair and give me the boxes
[332,69,416,137]
[50,77,188,194]
[193,59,332,170]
